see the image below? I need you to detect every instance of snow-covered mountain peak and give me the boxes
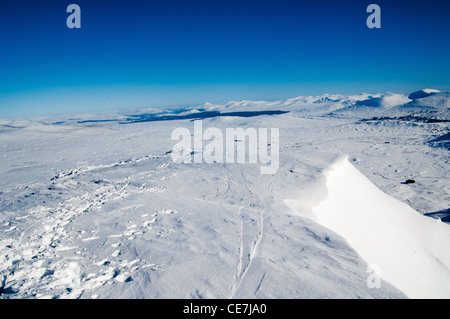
[408,88,441,100]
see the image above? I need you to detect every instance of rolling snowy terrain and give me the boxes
[0,89,449,299]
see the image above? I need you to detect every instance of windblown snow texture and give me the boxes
[0,89,448,299]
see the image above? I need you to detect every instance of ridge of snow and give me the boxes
[311,157,450,298]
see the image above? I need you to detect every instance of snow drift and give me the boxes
[312,157,450,298]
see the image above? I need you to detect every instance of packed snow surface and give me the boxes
[0,90,449,299]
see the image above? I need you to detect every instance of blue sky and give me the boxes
[0,0,449,117]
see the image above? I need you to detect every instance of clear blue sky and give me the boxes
[0,0,449,117]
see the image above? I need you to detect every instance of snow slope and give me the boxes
[0,89,449,299]
[311,157,450,298]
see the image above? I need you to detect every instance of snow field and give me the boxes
[0,90,448,298]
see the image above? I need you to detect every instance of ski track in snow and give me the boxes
[229,161,266,298]
[230,157,297,298]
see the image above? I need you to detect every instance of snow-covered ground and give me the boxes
[0,89,448,299]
